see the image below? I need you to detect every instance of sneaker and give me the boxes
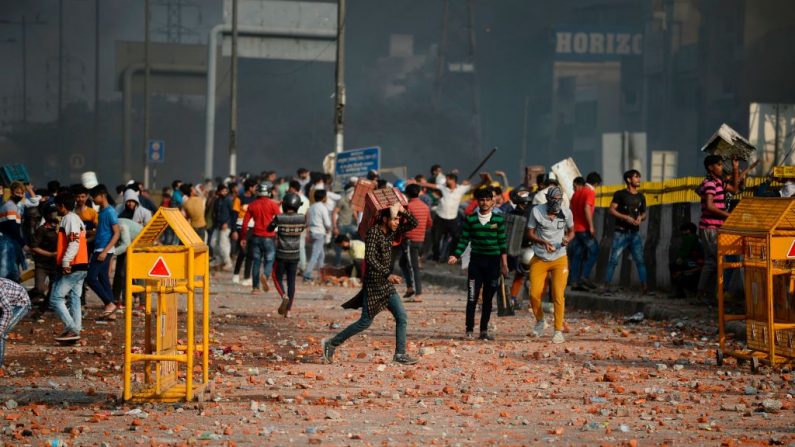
[55,331,80,342]
[479,331,495,341]
[531,320,548,337]
[393,353,419,365]
[232,274,240,284]
[321,338,335,364]
[581,279,598,290]
[465,331,474,339]
[552,331,565,344]
[277,298,289,316]
[403,288,415,298]
[571,284,589,292]
[241,277,252,287]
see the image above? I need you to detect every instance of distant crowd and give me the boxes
[0,154,759,366]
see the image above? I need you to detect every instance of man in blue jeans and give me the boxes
[603,170,648,294]
[569,172,601,291]
[0,278,30,366]
[51,192,90,342]
[304,190,331,281]
[323,203,419,365]
[88,185,120,319]
[240,182,281,294]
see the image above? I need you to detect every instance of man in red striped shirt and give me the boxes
[399,184,433,302]
[697,155,739,299]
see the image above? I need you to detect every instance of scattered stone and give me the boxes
[419,347,435,356]
[762,399,782,413]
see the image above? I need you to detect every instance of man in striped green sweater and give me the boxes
[448,187,509,340]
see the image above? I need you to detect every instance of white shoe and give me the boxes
[232,274,240,284]
[241,278,252,287]
[531,320,548,337]
[552,331,565,344]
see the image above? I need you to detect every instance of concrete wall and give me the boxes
[591,202,700,290]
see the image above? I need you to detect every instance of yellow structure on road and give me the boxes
[123,208,211,402]
[717,197,795,371]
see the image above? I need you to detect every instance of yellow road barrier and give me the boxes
[123,208,211,402]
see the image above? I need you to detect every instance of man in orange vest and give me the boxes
[50,192,89,343]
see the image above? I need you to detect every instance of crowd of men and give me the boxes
[0,155,758,365]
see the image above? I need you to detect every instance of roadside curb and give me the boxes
[421,269,746,339]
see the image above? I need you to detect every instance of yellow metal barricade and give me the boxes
[716,197,795,371]
[123,208,211,402]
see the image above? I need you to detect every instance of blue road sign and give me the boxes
[335,146,380,187]
[147,140,165,163]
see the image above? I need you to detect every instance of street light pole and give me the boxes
[21,15,27,128]
[58,0,63,123]
[333,0,346,154]
[143,0,151,186]
[228,0,239,176]
[94,0,100,160]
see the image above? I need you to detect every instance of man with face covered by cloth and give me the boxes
[526,186,574,344]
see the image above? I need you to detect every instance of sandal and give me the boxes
[95,311,117,321]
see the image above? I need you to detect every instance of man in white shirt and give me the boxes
[304,190,331,281]
[417,173,471,262]
[286,181,310,272]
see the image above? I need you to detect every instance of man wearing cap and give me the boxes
[527,186,574,344]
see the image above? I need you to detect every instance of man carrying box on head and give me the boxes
[323,203,419,365]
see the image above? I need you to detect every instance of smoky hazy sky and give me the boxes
[1,0,793,187]
[0,0,221,123]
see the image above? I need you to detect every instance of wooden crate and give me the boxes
[357,187,408,239]
[351,179,376,212]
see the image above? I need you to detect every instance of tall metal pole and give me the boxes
[94,0,100,157]
[333,0,346,153]
[58,0,63,123]
[143,0,151,186]
[228,0,239,176]
[520,95,529,177]
[774,104,780,168]
[203,26,336,180]
[21,15,27,128]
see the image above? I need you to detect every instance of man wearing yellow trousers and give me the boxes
[526,186,574,344]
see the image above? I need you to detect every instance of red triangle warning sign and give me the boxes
[148,256,172,277]
[788,240,795,259]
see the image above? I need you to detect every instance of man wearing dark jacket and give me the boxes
[323,204,419,365]
[267,192,306,317]
[211,184,235,271]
